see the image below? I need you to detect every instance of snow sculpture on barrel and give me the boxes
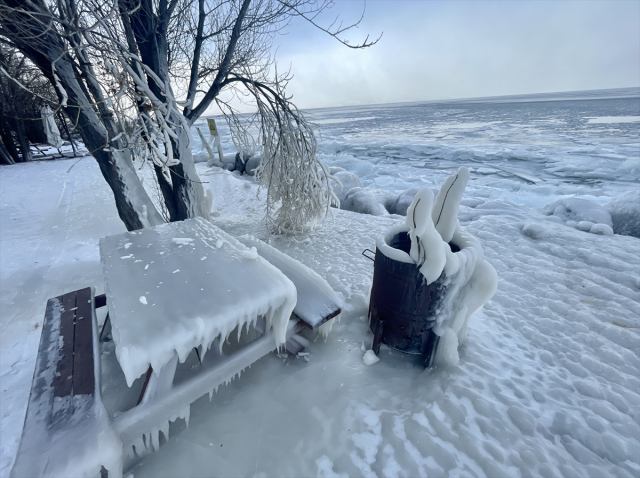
[367,167,498,367]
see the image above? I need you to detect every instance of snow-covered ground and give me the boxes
[1,91,639,477]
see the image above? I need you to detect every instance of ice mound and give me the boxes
[331,170,363,204]
[387,187,420,215]
[543,197,615,235]
[386,168,498,366]
[544,197,612,226]
[606,189,640,238]
[341,188,390,216]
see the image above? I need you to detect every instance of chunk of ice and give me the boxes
[363,350,380,365]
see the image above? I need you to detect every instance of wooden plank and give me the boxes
[73,287,95,396]
[95,294,107,308]
[53,292,76,397]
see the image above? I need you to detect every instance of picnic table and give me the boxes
[11,218,341,477]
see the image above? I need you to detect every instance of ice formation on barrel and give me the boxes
[405,167,498,366]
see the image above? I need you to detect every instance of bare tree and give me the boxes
[0,0,166,230]
[0,45,58,163]
[0,0,378,231]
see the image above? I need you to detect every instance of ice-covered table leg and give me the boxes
[139,353,179,406]
[112,318,305,471]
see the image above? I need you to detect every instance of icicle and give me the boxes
[218,333,224,354]
[182,406,191,427]
[209,389,214,401]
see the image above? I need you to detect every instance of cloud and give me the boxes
[272,0,640,109]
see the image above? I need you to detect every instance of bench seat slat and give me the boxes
[53,293,75,398]
[73,288,95,396]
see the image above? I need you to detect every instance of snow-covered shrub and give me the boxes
[606,190,640,238]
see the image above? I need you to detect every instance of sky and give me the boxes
[257,0,640,110]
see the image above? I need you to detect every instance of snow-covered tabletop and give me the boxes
[99,217,296,387]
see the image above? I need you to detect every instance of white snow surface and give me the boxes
[2,94,640,477]
[100,217,296,386]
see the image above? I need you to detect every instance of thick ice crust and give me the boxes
[100,217,296,386]
[237,235,342,330]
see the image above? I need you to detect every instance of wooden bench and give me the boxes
[10,287,119,478]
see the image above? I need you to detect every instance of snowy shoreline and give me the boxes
[1,152,639,476]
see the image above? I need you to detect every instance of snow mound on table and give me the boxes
[606,189,640,238]
[100,218,296,386]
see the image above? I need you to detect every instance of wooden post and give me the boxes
[207,118,224,163]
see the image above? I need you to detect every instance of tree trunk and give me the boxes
[0,137,14,165]
[15,119,32,162]
[1,0,164,231]
[121,0,209,222]
[0,126,20,163]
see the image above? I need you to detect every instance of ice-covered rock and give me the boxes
[544,197,613,227]
[590,223,614,235]
[192,151,210,164]
[234,153,247,174]
[387,187,420,216]
[577,220,595,232]
[362,350,380,365]
[245,155,261,176]
[341,188,388,216]
[331,170,363,205]
[606,189,640,238]
[208,152,237,169]
[522,223,548,240]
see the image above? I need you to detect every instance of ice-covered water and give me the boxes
[308,88,640,210]
[1,89,639,478]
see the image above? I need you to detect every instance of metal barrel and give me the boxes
[368,231,455,367]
